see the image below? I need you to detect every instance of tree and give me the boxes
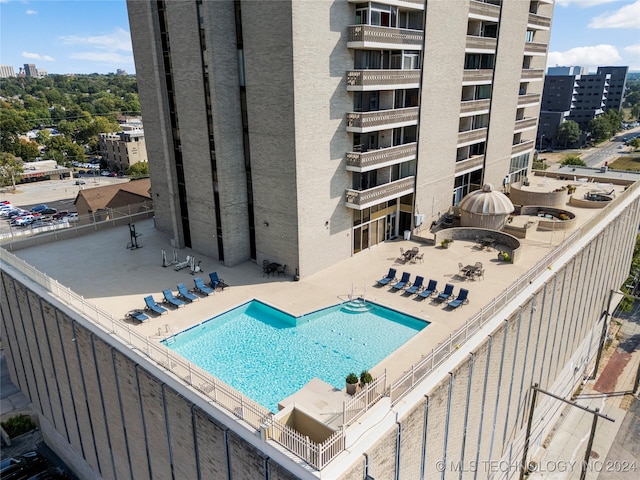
[588,116,611,142]
[15,139,40,161]
[0,152,24,190]
[561,155,586,166]
[555,120,580,148]
[127,161,149,177]
[0,106,29,154]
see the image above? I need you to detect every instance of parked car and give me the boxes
[30,204,48,213]
[109,172,118,177]
[39,208,57,215]
[53,210,69,220]
[101,171,111,177]
[75,180,86,185]
[12,215,35,226]
[62,213,79,222]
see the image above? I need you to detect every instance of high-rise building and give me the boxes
[128,0,549,278]
[11,2,640,480]
[0,64,16,77]
[538,65,629,148]
[23,63,38,77]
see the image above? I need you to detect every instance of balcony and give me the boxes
[469,0,500,20]
[460,98,491,115]
[524,42,548,55]
[347,0,424,8]
[511,140,534,155]
[347,25,423,50]
[346,107,419,133]
[346,69,420,91]
[346,143,417,172]
[517,93,540,107]
[528,13,551,30]
[521,69,544,81]
[514,117,537,132]
[455,155,485,174]
[463,69,494,84]
[345,177,415,210]
[457,127,488,145]
[465,36,497,53]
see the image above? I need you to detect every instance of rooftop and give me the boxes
[2,173,637,430]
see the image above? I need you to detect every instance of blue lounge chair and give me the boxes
[448,288,469,309]
[417,279,438,299]
[144,295,168,315]
[208,271,228,291]
[163,289,185,308]
[405,276,424,295]
[127,310,149,323]
[436,283,455,303]
[391,272,411,290]
[377,268,397,286]
[194,277,214,296]
[177,283,198,302]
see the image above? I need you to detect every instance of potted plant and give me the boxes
[440,238,453,249]
[498,251,511,263]
[346,372,358,395]
[360,370,373,388]
[567,185,576,195]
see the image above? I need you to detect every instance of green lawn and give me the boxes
[609,156,640,171]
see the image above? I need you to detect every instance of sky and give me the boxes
[0,0,639,75]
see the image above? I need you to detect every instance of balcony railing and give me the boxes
[469,0,500,20]
[524,42,548,55]
[511,140,535,155]
[463,69,494,83]
[518,93,540,106]
[457,127,488,145]
[521,68,544,81]
[346,69,421,91]
[514,117,538,132]
[465,36,497,52]
[460,98,491,115]
[345,177,415,209]
[347,25,423,49]
[528,13,551,29]
[346,107,419,133]
[346,143,417,172]
[455,155,485,174]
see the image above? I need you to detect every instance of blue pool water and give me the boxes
[164,300,428,412]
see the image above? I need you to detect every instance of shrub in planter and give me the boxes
[440,238,453,249]
[498,251,511,263]
[360,370,373,387]
[346,372,359,395]
[1,414,36,438]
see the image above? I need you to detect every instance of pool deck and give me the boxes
[5,175,628,426]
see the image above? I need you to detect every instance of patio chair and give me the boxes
[163,289,185,308]
[277,264,287,278]
[391,272,411,290]
[377,268,397,286]
[127,310,149,323]
[436,283,455,303]
[411,253,424,264]
[194,277,214,296]
[177,283,198,302]
[209,272,228,291]
[417,279,438,299]
[448,288,469,309]
[144,295,168,315]
[405,276,424,295]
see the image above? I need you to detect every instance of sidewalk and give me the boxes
[528,304,640,479]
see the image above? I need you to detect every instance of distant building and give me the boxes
[116,69,128,76]
[74,178,151,221]
[0,65,16,78]
[99,129,148,173]
[23,63,38,77]
[538,65,629,148]
[36,68,47,78]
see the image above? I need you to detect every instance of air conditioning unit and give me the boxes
[414,214,424,226]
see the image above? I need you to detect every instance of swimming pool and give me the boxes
[164,299,428,412]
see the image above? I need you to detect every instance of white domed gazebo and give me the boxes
[459,183,514,230]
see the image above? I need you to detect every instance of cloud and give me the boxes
[69,52,134,64]
[547,44,622,67]
[555,0,618,7]
[59,28,132,52]
[589,1,640,28]
[25,9,37,15]
[22,51,55,62]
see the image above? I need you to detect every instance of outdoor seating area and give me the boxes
[209,271,229,291]
[400,247,422,263]
[375,269,470,309]
[263,260,287,278]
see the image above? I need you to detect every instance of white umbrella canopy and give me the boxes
[459,184,514,229]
